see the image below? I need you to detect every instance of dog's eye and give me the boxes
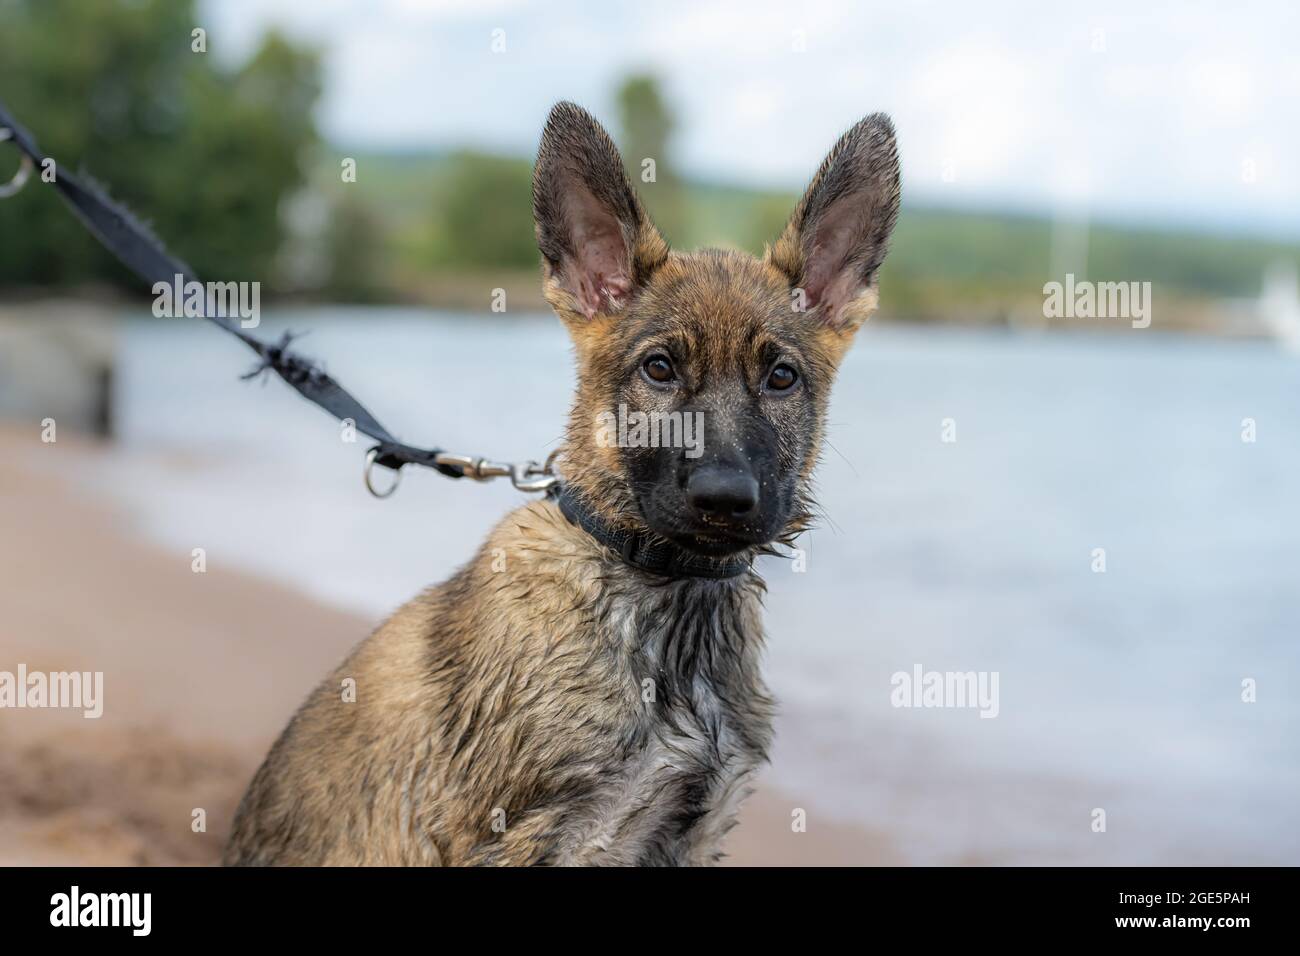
[643,355,676,384]
[766,364,798,391]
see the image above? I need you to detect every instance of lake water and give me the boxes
[102,309,1300,864]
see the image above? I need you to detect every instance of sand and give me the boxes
[0,425,895,866]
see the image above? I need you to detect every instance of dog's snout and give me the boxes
[685,467,759,520]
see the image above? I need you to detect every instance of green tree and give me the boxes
[428,151,536,269]
[321,193,388,302]
[0,0,320,290]
[615,74,683,243]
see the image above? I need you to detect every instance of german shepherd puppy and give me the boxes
[224,102,900,866]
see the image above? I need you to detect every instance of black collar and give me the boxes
[550,484,751,580]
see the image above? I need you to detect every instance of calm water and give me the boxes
[103,309,1300,864]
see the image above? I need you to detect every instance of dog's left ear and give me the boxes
[768,113,901,333]
[532,101,669,322]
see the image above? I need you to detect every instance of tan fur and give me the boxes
[224,502,770,865]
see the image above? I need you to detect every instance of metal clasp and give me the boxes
[364,446,560,499]
[510,453,561,493]
[431,448,560,493]
[432,453,510,481]
[0,128,34,200]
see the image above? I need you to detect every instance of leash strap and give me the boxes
[551,485,750,580]
[0,98,464,479]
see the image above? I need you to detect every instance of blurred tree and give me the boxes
[615,74,684,244]
[320,193,388,302]
[428,151,536,269]
[0,0,320,290]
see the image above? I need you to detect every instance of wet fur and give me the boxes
[224,504,771,865]
[224,102,899,866]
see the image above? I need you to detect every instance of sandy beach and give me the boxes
[0,424,895,866]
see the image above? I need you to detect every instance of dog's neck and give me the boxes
[550,435,814,580]
[481,496,771,668]
[510,495,773,708]
[550,482,751,580]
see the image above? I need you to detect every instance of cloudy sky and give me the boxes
[207,0,1299,238]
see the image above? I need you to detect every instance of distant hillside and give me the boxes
[309,147,1299,327]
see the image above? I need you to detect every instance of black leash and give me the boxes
[0,101,751,580]
[0,98,471,483]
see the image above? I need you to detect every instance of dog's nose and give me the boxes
[686,468,759,520]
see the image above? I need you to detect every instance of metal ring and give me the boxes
[364,448,402,499]
[0,129,34,200]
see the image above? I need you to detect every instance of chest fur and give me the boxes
[551,582,775,865]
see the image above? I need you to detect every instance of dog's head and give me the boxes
[534,102,899,558]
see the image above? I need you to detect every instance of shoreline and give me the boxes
[0,424,896,866]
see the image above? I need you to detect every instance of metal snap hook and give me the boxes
[364,448,402,499]
[0,128,34,200]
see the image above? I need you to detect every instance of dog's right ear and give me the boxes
[532,102,669,322]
